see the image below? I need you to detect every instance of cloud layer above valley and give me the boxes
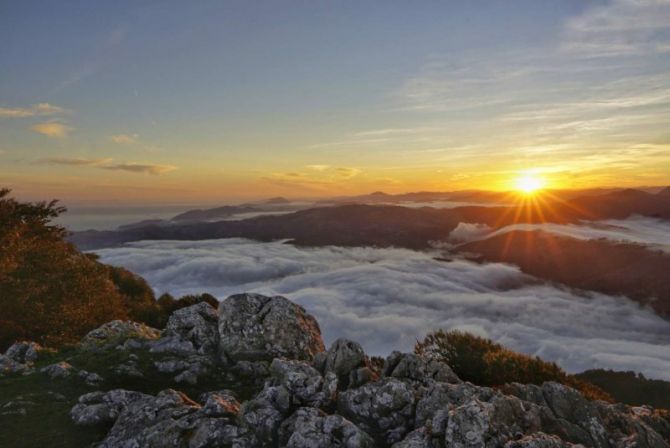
[95,238,670,380]
[463,215,670,252]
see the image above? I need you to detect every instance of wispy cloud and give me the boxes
[0,103,68,118]
[35,157,112,166]
[110,133,139,144]
[56,26,127,92]
[102,162,177,175]
[306,164,331,171]
[562,0,670,57]
[262,165,363,192]
[31,121,73,138]
[335,167,361,179]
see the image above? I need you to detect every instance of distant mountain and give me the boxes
[72,188,670,250]
[457,230,670,317]
[171,205,258,222]
[262,196,291,205]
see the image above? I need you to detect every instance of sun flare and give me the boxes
[515,174,544,194]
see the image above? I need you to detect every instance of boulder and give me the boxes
[391,427,433,448]
[78,369,104,386]
[314,338,377,389]
[504,433,578,448]
[158,302,219,355]
[71,389,150,425]
[279,407,375,448]
[199,390,241,418]
[337,378,416,445]
[383,351,460,385]
[239,385,292,444]
[4,341,48,363]
[80,320,160,350]
[269,358,335,409]
[40,361,75,379]
[218,293,325,363]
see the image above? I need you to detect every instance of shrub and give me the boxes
[415,329,611,402]
[0,189,127,349]
[0,189,225,350]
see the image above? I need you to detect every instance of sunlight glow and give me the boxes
[515,173,544,194]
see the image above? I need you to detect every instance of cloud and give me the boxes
[562,0,670,57]
[31,121,73,138]
[448,222,493,243]
[335,167,361,179]
[306,164,331,172]
[110,134,139,144]
[479,216,670,253]
[0,103,68,118]
[95,238,670,380]
[35,157,112,166]
[102,162,177,175]
[56,26,127,92]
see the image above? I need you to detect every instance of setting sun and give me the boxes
[515,174,544,194]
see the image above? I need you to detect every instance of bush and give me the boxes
[0,189,128,349]
[0,189,224,350]
[415,329,611,402]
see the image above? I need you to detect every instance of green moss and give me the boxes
[0,344,262,447]
[0,371,108,448]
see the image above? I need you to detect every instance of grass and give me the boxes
[0,343,262,448]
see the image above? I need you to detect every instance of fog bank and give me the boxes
[96,238,670,380]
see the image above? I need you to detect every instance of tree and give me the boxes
[0,189,128,349]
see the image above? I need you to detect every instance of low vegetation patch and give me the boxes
[0,188,217,351]
[415,329,612,401]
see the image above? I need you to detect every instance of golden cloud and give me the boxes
[110,134,139,144]
[0,103,68,118]
[31,122,73,138]
[102,162,177,175]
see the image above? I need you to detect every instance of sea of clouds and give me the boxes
[96,237,670,380]
[450,215,670,252]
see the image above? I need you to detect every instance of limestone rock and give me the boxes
[270,358,333,409]
[80,320,160,350]
[218,293,324,363]
[71,389,150,425]
[239,385,292,444]
[4,341,48,363]
[279,407,375,448]
[391,427,433,448]
[40,361,75,379]
[154,302,220,356]
[199,390,241,417]
[383,351,460,385]
[314,338,377,389]
[337,377,416,445]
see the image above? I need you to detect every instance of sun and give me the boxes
[514,173,544,194]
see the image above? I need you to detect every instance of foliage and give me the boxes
[0,189,127,349]
[576,369,670,409]
[415,329,611,402]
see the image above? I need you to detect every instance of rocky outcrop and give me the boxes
[218,293,325,363]
[0,341,51,375]
[154,301,219,356]
[80,320,160,351]
[314,338,378,390]
[3,293,669,447]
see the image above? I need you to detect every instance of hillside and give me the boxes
[2,293,669,447]
[457,230,670,317]
[70,188,670,251]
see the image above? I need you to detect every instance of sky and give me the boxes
[1,0,670,205]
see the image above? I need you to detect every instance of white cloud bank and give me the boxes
[95,238,670,380]
[463,215,670,253]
